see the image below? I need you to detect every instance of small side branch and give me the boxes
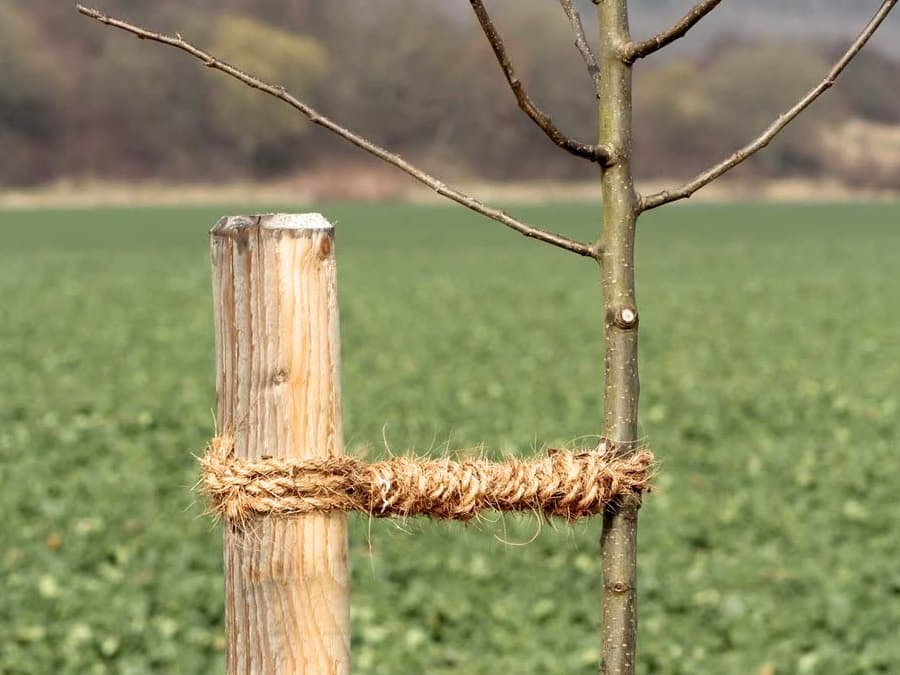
[76,5,598,258]
[559,0,602,97]
[640,0,897,212]
[468,0,611,165]
[625,0,724,61]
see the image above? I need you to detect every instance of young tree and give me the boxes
[78,1,896,673]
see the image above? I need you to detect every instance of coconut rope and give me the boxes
[200,437,653,523]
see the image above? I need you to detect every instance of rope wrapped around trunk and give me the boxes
[200,436,653,523]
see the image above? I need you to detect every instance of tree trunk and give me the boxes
[210,213,350,675]
[596,3,641,674]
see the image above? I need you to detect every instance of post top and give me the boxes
[212,213,333,234]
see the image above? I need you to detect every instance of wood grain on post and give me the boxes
[210,213,350,675]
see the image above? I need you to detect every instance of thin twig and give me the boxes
[625,0,724,62]
[558,0,602,97]
[640,0,897,212]
[468,0,611,165]
[76,5,598,258]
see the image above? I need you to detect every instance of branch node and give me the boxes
[611,307,639,330]
[600,143,621,168]
[604,581,634,594]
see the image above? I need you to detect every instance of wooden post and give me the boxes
[210,213,350,675]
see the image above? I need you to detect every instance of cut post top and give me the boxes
[211,212,333,235]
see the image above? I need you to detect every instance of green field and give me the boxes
[2,202,899,674]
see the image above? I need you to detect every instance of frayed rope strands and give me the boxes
[200,437,653,523]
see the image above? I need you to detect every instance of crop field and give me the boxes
[1,201,899,674]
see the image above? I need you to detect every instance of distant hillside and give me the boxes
[628,0,900,55]
[2,1,898,188]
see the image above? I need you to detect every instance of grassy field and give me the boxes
[1,202,899,674]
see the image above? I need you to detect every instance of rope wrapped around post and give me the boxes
[201,436,654,524]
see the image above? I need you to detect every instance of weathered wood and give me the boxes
[210,213,349,675]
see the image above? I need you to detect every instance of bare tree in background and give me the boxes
[78,1,897,672]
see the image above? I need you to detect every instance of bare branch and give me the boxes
[625,0,724,62]
[558,0,602,97]
[76,5,599,259]
[468,0,611,165]
[640,0,897,212]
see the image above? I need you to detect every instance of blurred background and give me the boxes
[2,0,899,196]
[3,2,900,674]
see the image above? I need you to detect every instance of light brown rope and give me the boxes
[200,437,653,524]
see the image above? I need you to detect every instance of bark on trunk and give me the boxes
[596,3,641,674]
